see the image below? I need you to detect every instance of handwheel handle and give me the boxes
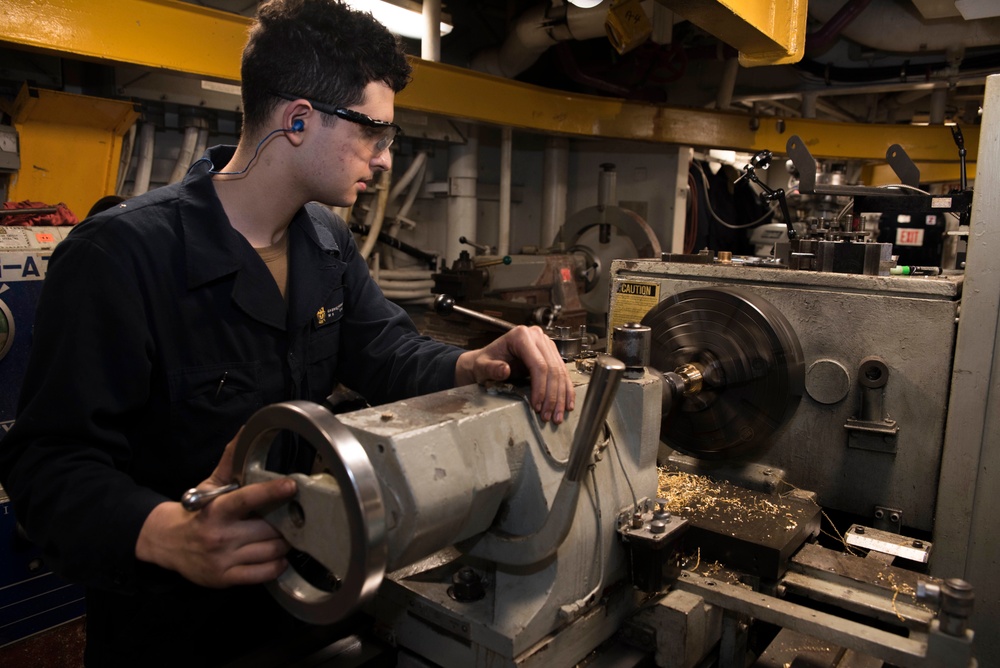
[233,401,387,625]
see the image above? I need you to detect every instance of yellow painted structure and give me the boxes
[403,59,977,165]
[863,161,977,186]
[2,86,139,219]
[0,0,248,83]
[654,0,808,66]
[0,0,974,172]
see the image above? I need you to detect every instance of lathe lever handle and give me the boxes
[566,355,625,481]
[434,293,516,332]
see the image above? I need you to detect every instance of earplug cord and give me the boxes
[204,126,297,176]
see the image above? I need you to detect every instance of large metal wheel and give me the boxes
[555,205,662,315]
[642,288,804,459]
[232,400,387,624]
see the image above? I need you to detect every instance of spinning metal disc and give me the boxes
[641,287,804,459]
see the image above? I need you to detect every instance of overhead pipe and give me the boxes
[930,88,948,125]
[168,125,200,184]
[115,123,137,196]
[359,169,392,261]
[805,0,874,55]
[193,127,209,162]
[553,42,631,96]
[382,151,428,270]
[470,2,610,79]
[131,122,155,196]
[387,151,427,204]
[445,126,479,265]
[422,0,441,62]
[541,136,569,248]
[715,57,740,110]
[498,126,512,257]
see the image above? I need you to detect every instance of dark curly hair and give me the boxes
[240,0,412,136]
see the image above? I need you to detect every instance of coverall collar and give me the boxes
[179,146,344,331]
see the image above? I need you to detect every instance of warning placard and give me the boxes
[609,281,660,334]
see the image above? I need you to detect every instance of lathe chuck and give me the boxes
[642,287,804,459]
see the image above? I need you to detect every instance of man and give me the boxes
[0,1,574,665]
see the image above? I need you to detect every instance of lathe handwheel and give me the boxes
[642,287,804,459]
[232,400,387,624]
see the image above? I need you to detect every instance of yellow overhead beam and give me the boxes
[0,0,977,163]
[0,0,248,83]
[653,0,808,66]
[403,59,978,164]
[863,161,977,186]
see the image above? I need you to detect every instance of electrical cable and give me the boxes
[559,465,605,620]
[609,429,638,512]
[685,172,699,253]
[692,161,779,230]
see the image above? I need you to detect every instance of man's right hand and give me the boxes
[135,433,298,588]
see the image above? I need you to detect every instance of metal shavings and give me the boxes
[682,553,751,588]
[876,570,918,622]
[657,466,800,530]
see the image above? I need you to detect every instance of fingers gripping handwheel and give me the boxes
[232,400,387,625]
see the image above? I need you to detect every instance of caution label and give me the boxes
[609,281,660,334]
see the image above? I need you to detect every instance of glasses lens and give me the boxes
[374,127,397,153]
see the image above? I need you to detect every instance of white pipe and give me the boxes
[716,58,740,110]
[395,157,426,222]
[446,126,479,265]
[193,127,209,162]
[359,169,392,260]
[116,123,137,196]
[383,153,428,270]
[169,126,200,184]
[801,92,818,119]
[470,3,609,78]
[422,0,441,62]
[131,122,156,196]
[930,87,948,124]
[498,126,512,257]
[542,137,569,248]
[388,152,428,203]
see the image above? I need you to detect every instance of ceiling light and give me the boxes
[567,0,605,7]
[344,0,453,40]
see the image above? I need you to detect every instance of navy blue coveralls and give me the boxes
[0,146,463,666]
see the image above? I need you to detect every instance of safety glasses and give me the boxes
[272,91,402,153]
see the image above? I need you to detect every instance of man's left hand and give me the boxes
[455,326,575,423]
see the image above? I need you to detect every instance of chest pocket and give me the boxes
[168,362,262,460]
[307,287,344,363]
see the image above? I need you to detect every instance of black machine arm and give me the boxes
[735,150,796,240]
